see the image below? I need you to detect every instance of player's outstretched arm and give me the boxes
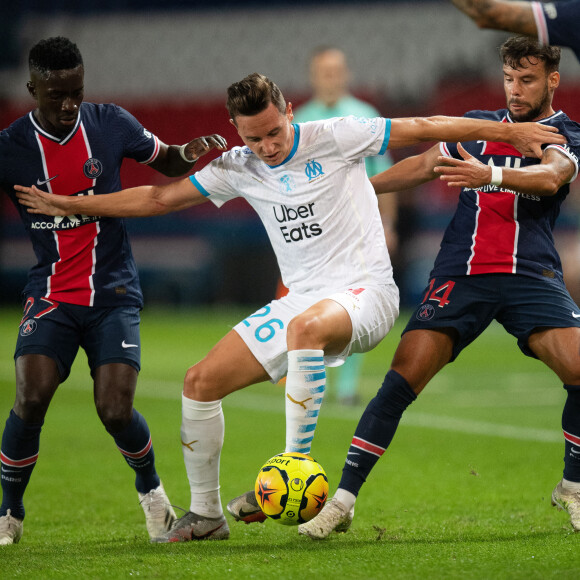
[387,116,565,157]
[451,0,538,35]
[434,142,576,195]
[150,134,228,177]
[371,145,441,193]
[15,177,207,217]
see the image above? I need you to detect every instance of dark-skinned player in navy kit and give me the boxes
[0,36,226,545]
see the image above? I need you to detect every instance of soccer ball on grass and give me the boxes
[255,452,329,525]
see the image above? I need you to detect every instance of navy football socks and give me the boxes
[109,409,160,494]
[0,410,43,520]
[339,369,417,496]
[562,384,580,483]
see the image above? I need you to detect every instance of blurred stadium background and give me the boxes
[2,0,580,309]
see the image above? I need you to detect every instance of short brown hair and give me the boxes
[500,36,560,73]
[226,73,286,123]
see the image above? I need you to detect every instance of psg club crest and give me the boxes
[83,158,103,179]
[416,304,435,321]
[20,319,37,337]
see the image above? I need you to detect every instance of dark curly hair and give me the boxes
[29,37,83,78]
[500,36,560,73]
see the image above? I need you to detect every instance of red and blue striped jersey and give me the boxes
[0,103,161,307]
[432,109,580,282]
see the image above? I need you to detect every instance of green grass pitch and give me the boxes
[0,305,579,579]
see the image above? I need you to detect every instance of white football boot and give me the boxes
[0,510,23,545]
[298,498,354,539]
[138,482,177,541]
[551,479,580,532]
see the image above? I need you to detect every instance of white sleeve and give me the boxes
[189,150,243,208]
[330,116,391,164]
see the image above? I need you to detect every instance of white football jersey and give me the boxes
[191,116,394,295]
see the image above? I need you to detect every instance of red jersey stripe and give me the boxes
[468,191,518,275]
[49,223,98,306]
[37,128,94,196]
[481,142,521,157]
[37,125,98,306]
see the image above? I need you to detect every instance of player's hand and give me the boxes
[182,134,228,162]
[510,122,566,158]
[434,143,492,188]
[15,184,68,215]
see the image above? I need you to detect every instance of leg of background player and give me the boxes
[336,354,363,406]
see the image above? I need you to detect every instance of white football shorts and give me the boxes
[233,283,399,383]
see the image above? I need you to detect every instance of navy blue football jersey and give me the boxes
[0,103,161,307]
[533,0,580,62]
[432,109,580,282]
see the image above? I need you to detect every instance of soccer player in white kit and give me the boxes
[16,72,564,542]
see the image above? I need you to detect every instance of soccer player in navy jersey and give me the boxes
[298,36,580,538]
[452,0,580,63]
[0,36,226,545]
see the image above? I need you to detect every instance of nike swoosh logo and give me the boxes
[347,451,359,456]
[121,340,139,349]
[169,522,227,542]
[573,312,580,319]
[192,522,228,539]
[37,175,58,186]
[571,447,580,454]
[237,508,263,519]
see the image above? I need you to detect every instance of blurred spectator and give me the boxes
[294,46,397,252]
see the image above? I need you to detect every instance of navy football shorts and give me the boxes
[14,296,141,381]
[403,274,580,361]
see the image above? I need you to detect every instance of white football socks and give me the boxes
[334,488,357,512]
[563,477,580,492]
[181,394,224,518]
[285,349,326,454]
